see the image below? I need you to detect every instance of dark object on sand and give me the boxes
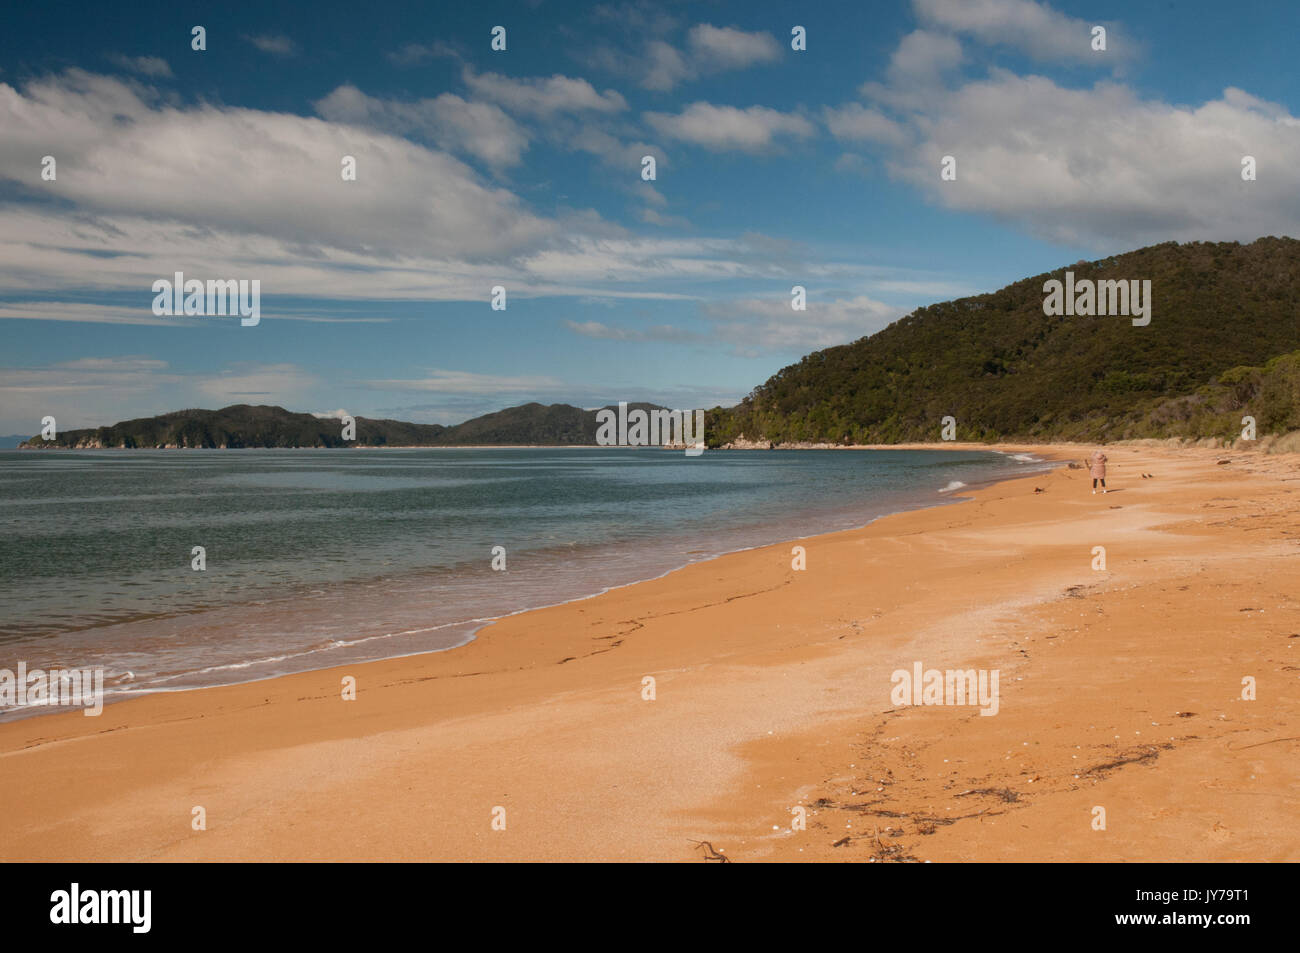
[694,840,731,863]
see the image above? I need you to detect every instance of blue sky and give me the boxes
[2,0,1299,433]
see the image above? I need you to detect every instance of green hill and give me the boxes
[18,402,668,449]
[1137,348,1300,442]
[706,237,1300,445]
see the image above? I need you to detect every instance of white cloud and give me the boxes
[584,20,780,91]
[835,7,1300,248]
[640,206,693,228]
[245,34,297,56]
[823,103,909,145]
[642,40,694,91]
[107,54,172,78]
[0,70,552,281]
[884,74,1300,247]
[644,102,814,152]
[565,124,667,173]
[462,69,627,116]
[887,29,965,85]
[366,369,569,394]
[912,0,1124,64]
[195,362,318,401]
[314,85,529,167]
[0,357,320,430]
[703,295,905,354]
[0,70,945,318]
[833,152,872,177]
[0,301,187,326]
[57,356,170,372]
[687,24,781,70]
[0,355,178,394]
[0,300,391,326]
[857,30,967,110]
[563,319,699,341]
[0,204,817,307]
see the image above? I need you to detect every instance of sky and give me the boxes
[2,0,1299,433]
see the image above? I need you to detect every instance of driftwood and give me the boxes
[693,840,732,863]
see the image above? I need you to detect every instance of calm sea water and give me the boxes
[0,447,1053,713]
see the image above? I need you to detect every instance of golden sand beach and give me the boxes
[1,444,1296,862]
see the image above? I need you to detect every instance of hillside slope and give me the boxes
[706,238,1300,444]
[18,402,668,448]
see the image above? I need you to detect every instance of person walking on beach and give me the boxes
[1089,450,1108,494]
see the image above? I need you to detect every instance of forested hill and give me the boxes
[705,238,1300,445]
[19,402,667,448]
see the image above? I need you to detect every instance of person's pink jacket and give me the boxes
[1089,453,1108,479]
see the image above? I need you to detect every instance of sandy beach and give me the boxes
[1,443,1296,862]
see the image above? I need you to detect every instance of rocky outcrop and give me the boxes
[720,434,775,450]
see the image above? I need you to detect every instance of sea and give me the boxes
[0,447,1055,717]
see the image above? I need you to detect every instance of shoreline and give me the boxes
[2,445,1053,720]
[1,442,1295,861]
[10,438,1282,451]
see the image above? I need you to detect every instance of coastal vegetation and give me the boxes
[705,238,1300,445]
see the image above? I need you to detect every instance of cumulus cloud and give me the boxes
[857,30,967,110]
[583,21,781,90]
[0,69,970,322]
[884,75,1300,247]
[830,2,1299,248]
[887,30,965,85]
[462,69,627,116]
[562,127,663,177]
[314,85,529,167]
[823,103,909,145]
[0,69,553,297]
[645,102,814,152]
[686,24,781,70]
[642,40,695,91]
[912,0,1125,63]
